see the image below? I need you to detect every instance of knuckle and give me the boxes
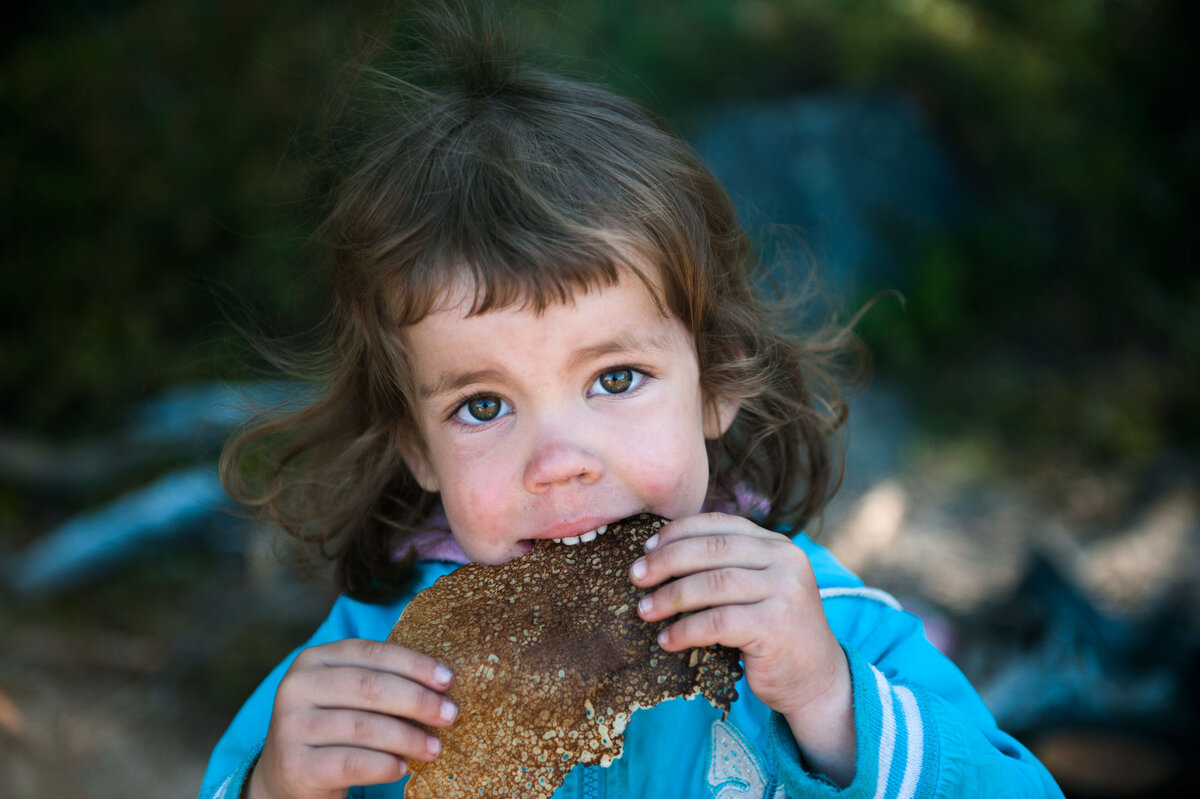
[274,672,305,708]
[299,710,324,739]
[292,645,320,670]
[358,670,384,703]
[781,542,809,566]
[705,567,729,596]
[352,712,374,742]
[362,639,393,662]
[274,671,297,699]
[705,533,731,557]
[336,749,367,782]
[705,606,729,638]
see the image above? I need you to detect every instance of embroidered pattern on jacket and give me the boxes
[707,719,784,798]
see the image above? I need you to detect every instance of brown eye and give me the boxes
[457,395,505,424]
[598,369,634,394]
[468,396,500,420]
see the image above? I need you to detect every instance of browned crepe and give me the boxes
[386,513,742,798]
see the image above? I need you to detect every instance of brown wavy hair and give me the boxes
[221,4,865,601]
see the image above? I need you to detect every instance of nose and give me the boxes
[522,439,604,494]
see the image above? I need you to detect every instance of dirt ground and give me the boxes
[2,443,1197,798]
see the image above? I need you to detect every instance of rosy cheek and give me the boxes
[445,467,514,548]
[633,460,695,507]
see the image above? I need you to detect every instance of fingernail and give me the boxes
[440,698,458,723]
[427,734,442,756]
[630,558,647,581]
[657,628,670,648]
[434,665,453,687]
[638,595,653,616]
[644,534,659,551]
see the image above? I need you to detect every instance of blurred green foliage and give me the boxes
[2,1,341,436]
[3,0,1196,471]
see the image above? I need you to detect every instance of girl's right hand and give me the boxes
[246,638,457,799]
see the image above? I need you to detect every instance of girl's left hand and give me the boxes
[629,512,856,784]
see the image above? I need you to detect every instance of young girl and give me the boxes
[200,8,1062,799]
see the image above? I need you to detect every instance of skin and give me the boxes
[248,269,855,798]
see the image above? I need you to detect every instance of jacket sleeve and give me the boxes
[196,593,414,799]
[767,537,1064,798]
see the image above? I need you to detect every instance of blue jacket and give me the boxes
[199,533,1063,798]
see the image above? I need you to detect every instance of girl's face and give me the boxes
[401,268,738,564]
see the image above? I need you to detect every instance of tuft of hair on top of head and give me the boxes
[414,0,523,94]
[345,1,530,115]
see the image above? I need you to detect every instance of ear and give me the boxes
[399,435,440,493]
[703,395,740,440]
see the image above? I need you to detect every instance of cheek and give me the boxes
[626,406,712,511]
[440,460,504,518]
[433,447,517,552]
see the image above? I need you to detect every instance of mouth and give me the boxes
[547,524,609,546]
[512,520,621,557]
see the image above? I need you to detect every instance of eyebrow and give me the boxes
[419,368,507,400]
[418,331,672,400]
[567,332,670,370]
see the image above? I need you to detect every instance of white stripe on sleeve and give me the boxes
[819,586,904,610]
[870,665,898,799]
[894,686,925,799]
[213,775,233,799]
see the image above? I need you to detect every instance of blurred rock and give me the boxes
[961,553,1199,796]
[963,555,1188,734]
[693,90,972,295]
[4,463,234,597]
[2,381,311,597]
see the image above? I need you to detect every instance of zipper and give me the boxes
[581,764,605,799]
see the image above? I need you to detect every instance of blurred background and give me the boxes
[1,1,1197,796]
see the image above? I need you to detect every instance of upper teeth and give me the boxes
[556,524,608,546]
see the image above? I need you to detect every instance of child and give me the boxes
[200,6,1062,798]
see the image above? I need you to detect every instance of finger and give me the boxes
[636,566,768,623]
[655,602,761,653]
[650,512,781,549]
[630,528,775,589]
[300,665,458,728]
[309,638,454,691]
[313,709,447,763]
[301,745,411,789]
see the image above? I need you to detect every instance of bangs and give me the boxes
[387,222,658,326]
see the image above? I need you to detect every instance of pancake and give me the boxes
[386,513,743,798]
